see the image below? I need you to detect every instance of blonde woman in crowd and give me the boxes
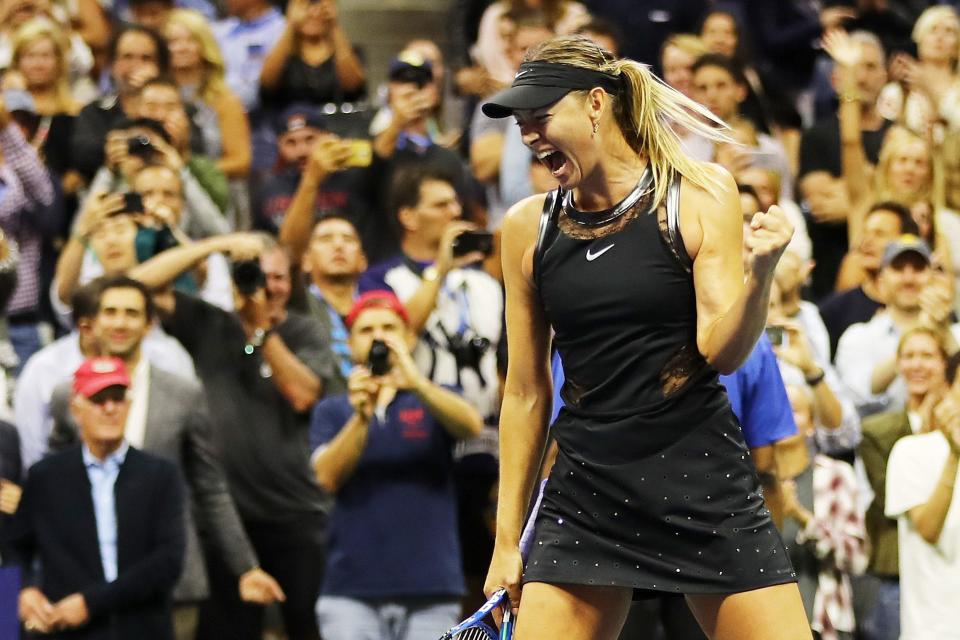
[660,33,709,100]
[472,0,589,86]
[877,6,960,138]
[165,9,251,181]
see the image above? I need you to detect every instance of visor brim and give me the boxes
[481,85,572,118]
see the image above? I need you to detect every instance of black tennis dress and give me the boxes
[522,167,796,595]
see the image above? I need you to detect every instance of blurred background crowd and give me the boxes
[0,0,957,638]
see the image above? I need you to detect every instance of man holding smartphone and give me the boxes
[309,291,482,640]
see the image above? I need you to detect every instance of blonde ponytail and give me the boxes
[525,35,734,206]
[607,59,731,206]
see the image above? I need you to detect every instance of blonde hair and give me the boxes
[526,35,731,207]
[875,126,943,207]
[897,325,949,363]
[11,18,74,114]
[165,9,228,104]
[661,33,709,62]
[913,6,960,62]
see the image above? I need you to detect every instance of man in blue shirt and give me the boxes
[310,291,483,640]
[7,357,185,638]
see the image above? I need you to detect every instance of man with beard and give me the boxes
[252,106,382,259]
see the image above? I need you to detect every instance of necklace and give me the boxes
[561,165,654,227]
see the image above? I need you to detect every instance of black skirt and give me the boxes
[523,392,796,597]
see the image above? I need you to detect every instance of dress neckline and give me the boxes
[561,165,654,227]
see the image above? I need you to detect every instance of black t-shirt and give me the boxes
[262,54,365,107]
[163,291,335,523]
[817,285,883,361]
[799,117,891,179]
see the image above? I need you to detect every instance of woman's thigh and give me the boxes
[514,582,633,640]
[686,583,813,640]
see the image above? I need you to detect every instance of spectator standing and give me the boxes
[5,356,186,639]
[259,0,365,109]
[255,106,380,258]
[818,202,919,360]
[46,276,282,640]
[884,330,960,639]
[71,25,169,183]
[780,384,868,640]
[14,280,194,472]
[858,327,954,640]
[132,235,335,640]
[311,291,482,639]
[165,9,251,182]
[836,236,959,417]
[799,30,889,301]
[0,92,58,369]
[359,167,503,421]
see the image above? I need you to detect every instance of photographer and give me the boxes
[310,290,482,640]
[131,232,337,640]
[359,166,503,421]
[88,111,228,239]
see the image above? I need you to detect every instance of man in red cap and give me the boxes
[6,356,186,639]
[309,291,483,639]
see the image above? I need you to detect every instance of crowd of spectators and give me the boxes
[0,0,957,638]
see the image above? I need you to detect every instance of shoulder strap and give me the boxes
[533,188,563,287]
[664,173,693,272]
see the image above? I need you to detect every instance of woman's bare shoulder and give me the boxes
[501,192,551,244]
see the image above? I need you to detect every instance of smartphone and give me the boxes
[452,230,494,257]
[121,192,144,214]
[368,339,391,376]
[764,326,788,347]
[343,139,373,168]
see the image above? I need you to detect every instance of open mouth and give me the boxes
[537,150,569,178]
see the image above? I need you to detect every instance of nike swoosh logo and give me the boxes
[586,244,615,261]
[515,69,530,78]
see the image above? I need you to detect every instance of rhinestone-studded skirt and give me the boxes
[523,389,797,596]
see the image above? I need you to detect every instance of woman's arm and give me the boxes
[330,26,365,94]
[259,14,299,91]
[213,92,252,179]
[687,166,793,374]
[494,196,554,549]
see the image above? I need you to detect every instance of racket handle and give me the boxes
[500,609,514,639]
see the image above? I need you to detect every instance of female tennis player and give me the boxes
[482,35,811,639]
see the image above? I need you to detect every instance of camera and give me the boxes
[127,135,154,158]
[368,339,391,376]
[452,230,494,257]
[448,333,490,379]
[121,192,144,214]
[231,259,265,296]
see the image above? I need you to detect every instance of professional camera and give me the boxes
[448,332,490,380]
[231,259,266,296]
[368,340,391,376]
[127,134,154,159]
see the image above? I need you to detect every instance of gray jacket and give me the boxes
[49,365,257,602]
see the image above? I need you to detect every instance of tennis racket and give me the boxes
[439,588,514,639]
[440,477,546,639]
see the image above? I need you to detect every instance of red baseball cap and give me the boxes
[73,357,131,398]
[345,291,410,329]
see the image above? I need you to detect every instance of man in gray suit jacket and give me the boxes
[47,276,286,640]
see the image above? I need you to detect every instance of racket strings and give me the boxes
[451,627,498,640]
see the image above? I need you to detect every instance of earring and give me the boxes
[592,121,599,135]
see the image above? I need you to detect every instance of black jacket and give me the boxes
[3,446,185,640]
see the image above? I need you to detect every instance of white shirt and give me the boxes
[124,359,150,449]
[835,312,960,417]
[886,431,960,639]
[384,265,503,420]
[13,327,195,470]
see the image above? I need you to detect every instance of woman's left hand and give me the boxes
[745,205,794,281]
